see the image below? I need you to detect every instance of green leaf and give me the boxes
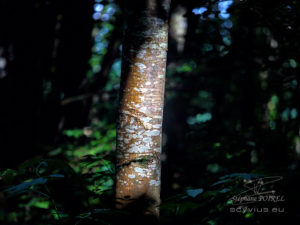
[219,188,231,193]
[219,173,260,180]
[207,220,217,225]
[4,177,48,197]
[289,59,298,68]
[63,129,83,138]
[226,200,233,205]
[18,157,41,173]
[186,188,204,198]
[212,178,232,186]
[31,200,50,209]
[1,169,17,184]
[48,174,65,178]
[245,212,253,218]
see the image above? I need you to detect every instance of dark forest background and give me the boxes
[0,0,300,224]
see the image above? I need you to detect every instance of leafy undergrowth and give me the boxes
[1,157,280,225]
[0,122,287,224]
[0,121,117,224]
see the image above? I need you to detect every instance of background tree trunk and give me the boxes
[115,0,170,222]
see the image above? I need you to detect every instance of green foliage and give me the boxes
[186,188,204,198]
[0,119,117,224]
[176,62,197,73]
[160,173,267,225]
[4,177,48,197]
[1,169,17,184]
[63,129,83,139]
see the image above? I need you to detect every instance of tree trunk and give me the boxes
[115,0,170,221]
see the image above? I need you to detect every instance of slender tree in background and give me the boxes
[115,0,170,221]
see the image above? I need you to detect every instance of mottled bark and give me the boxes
[115,0,170,219]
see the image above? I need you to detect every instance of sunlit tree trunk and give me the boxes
[115,0,170,221]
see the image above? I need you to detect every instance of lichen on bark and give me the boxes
[115,0,170,219]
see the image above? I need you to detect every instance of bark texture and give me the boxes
[115,0,170,219]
